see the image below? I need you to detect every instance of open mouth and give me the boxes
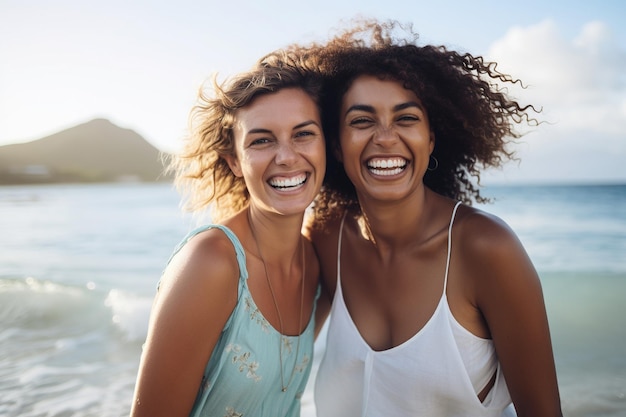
[268,173,308,190]
[367,157,408,176]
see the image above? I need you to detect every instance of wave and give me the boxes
[0,276,151,343]
[0,276,152,416]
[105,288,153,342]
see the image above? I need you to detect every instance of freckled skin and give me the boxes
[131,85,326,416]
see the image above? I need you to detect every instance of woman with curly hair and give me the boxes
[130,50,326,417]
[305,20,562,416]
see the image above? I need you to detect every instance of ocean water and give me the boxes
[0,182,624,416]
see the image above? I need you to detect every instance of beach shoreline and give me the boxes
[1,183,624,416]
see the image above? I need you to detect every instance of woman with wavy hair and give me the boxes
[131,50,326,417]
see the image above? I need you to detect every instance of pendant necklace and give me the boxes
[248,211,305,393]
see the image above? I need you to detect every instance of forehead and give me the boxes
[236,88,319,128]
[343,75,421,106]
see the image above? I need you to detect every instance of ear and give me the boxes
[223,154,243,177]
[429,131,436,153]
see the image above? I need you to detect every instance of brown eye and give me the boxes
[349,117,374,128]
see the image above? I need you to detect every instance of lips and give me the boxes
[366,157,408,176]
[268,173,308,190]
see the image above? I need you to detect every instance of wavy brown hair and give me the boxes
[302,19,540,224]
[167,50,324,222]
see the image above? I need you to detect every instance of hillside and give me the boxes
[0,119,172,184]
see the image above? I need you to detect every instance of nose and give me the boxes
[274,141,299,166]
[372,125,398,147]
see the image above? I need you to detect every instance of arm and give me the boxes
[130,230,239,417]
[461,211,562,417]
[314,282,332,338]
[304,216,341,338]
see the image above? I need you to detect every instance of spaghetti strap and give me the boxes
[443,202,463,295]
[158,224,248,290]
[336,212,348,285]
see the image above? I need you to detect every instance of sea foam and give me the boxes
[105,288,152,343]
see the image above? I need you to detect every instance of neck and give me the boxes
[357,188,432,251]
[246,206,303,274]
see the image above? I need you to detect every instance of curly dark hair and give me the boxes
[302,19,539,224]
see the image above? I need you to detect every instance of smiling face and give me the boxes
[226,87,326,217]
[338,75,434,205]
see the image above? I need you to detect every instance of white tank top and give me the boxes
[314,202,516,416]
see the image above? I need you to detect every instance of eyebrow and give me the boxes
[344,101,424,116]
[247,119,320,135]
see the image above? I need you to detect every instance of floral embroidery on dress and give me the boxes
[281,336,310,373]
[294,354,310,373]
[224,406,243,417]
[281,336,294,354]
[226,343,261,382]
[244,296,270,332]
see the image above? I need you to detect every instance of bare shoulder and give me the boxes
[304,215,343,270]
[158,227,241,300]
[454,205,524,260]
[304,215,344,299]
[304,215,342,246]
[149,227,241,354]
[452,205,538,292]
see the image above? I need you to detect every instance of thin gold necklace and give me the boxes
[248,210,305,393]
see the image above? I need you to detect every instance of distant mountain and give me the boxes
[0,118,172,185]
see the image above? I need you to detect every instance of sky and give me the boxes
[1,0,625,185]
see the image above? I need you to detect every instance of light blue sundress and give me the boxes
[163,224,318,417]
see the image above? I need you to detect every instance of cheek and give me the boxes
[308,147,327,184]
[303,138,326,163]
[339,153,362,184]
[339,136,362,171]
[316,144,327,171]
[238,154,264,178]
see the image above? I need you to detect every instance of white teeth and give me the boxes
[367,158,407,169]
[369,167,405,176]
[269,174,307,189]
[367,158,407,176]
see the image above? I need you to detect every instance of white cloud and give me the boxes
[483,20,626,184]
[489,20,626,135]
